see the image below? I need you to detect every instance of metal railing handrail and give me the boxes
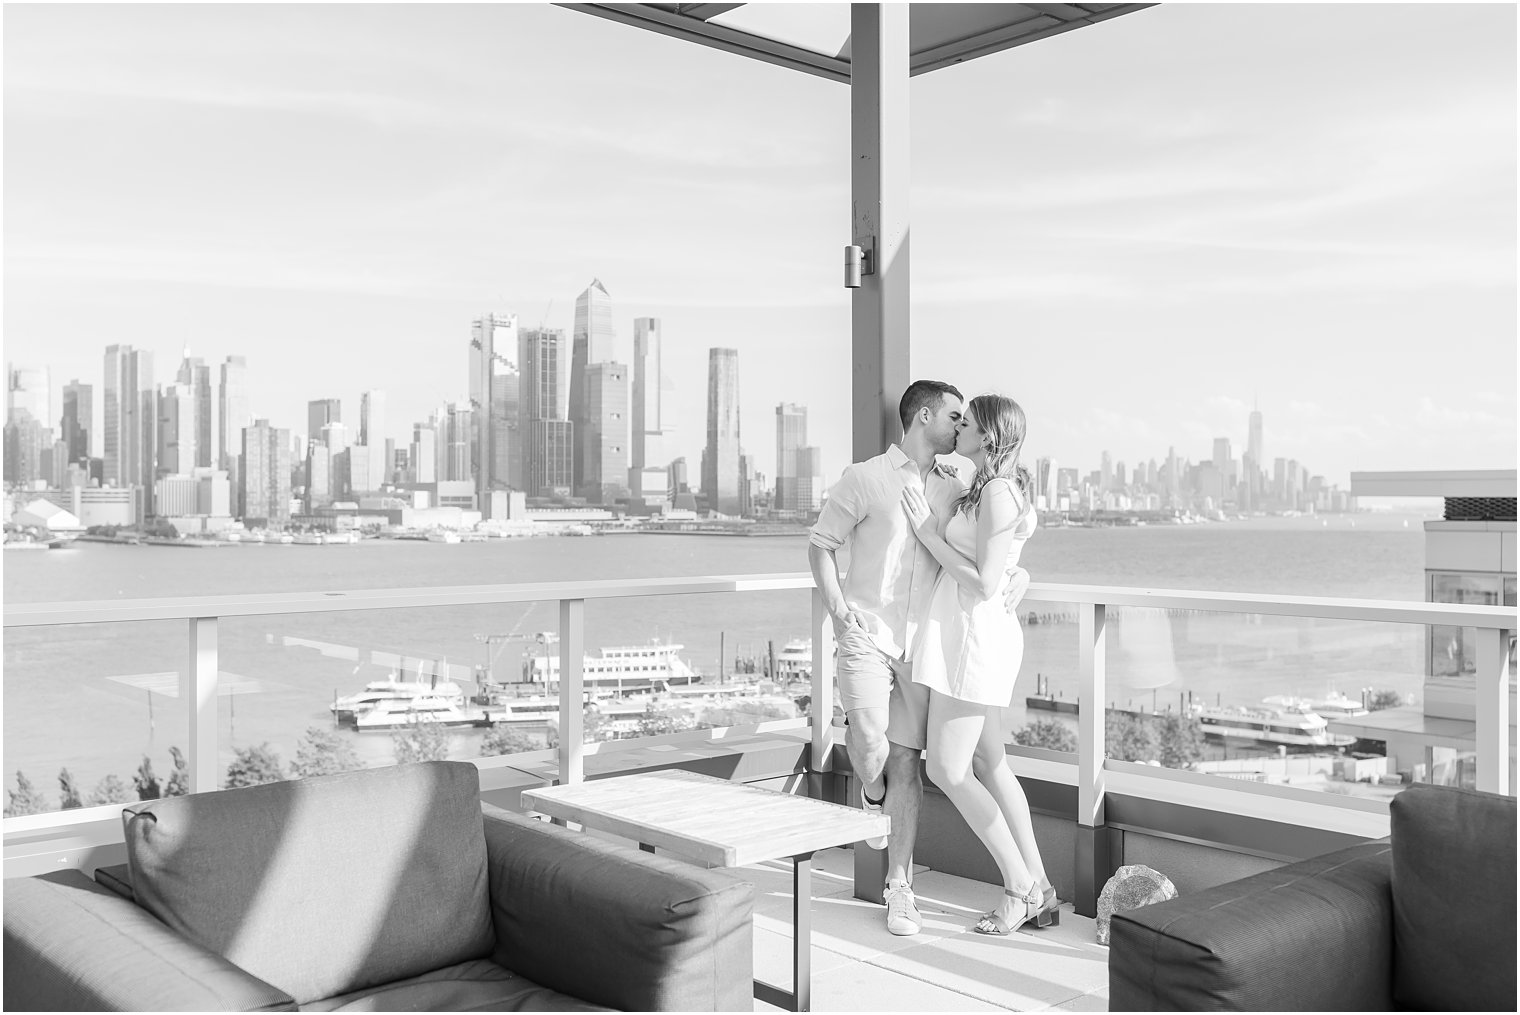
[5,577,1514,628]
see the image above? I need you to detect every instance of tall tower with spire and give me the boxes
[569,279,628,503]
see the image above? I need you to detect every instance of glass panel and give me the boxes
[1428,572,1503,679]
[1095,606,1421,797]
[1003,598,1083,756]
[4,620,190,814]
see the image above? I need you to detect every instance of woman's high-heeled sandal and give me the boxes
[1032,882,1060,928]
[973,885,1041,936]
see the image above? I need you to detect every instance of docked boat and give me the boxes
[774,639,812,682]
[481,696,562,726]
[331,676,467,724]
[1262,691,1370,719]
[1025,673,1078,714]
[425,530,462,544]
[1195,701,1356,748]
[523,636,703,693]
[352,694,483,731]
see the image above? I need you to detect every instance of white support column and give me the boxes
[1078,603,1108,825]
[185,617,219,793]
[850,2,912,462]
[1475,626,1512,795]
[810,588,837,772]
[558,599,585,785]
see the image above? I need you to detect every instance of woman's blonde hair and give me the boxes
[956,393,1033,518]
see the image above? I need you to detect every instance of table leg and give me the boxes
[752,849,816,1012]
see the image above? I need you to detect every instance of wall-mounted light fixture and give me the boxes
[844,243,874,288]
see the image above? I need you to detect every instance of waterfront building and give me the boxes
[1340,471,1517,787]
[103,344,156,518]
[519,326,573,497]
[306,442,332,509]
[60,380,92,465]
[469,313,521,514]
[242,418,292,528]
[69,484,135,527]
[703,347,741,516]
[441,403,472,484]
[153,468,230,526]
[359,389,387,492]
[410,424,437,484]
[570,279,617,495]
[581,362,630,504]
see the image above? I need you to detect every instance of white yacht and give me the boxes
[1262,691,1370,719]
[1196,701,1356,748]
[774,639,812,683]
[352,694,482,731]
[331,677,467,724]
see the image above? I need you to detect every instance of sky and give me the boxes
[4,2,1515,491]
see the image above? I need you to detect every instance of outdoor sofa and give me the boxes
[1108,782,1516,1011]
[3,760,755,1011]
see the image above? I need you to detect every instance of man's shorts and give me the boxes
[836,626,929,752]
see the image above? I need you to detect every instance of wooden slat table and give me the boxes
[521,769,890,1012]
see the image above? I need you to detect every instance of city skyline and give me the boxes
[4,4,1514,489]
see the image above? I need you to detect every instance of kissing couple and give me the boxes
[809,380,1056,938]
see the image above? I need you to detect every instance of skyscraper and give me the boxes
[1248,407,1263,467]
[775,402,809,512]
[218,356,250,470]
[1100,450,1112,492]
[582,362,629,503]
[61,380,92,465]
[6,365,52,486]
[519,327,573,496]
[569,280,624,499]
[307,399,341,449]
[703,348,742,515]
[359,389,388,492]
[469,313,521,513]
[158,384,196,475]
[176,349,214,468]
[103,345,156,516]
[242,419,291,528]
[629,317,674,506]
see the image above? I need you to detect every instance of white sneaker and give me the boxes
[885,880,921,937]
[860,786,888,850]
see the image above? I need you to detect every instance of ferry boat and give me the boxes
[331,676,467,724]
[481,696,563,726]
[1195,701,1356,748]
[523,636,703,694]
[352,695,483,731]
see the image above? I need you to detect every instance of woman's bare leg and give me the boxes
[924,692,1034,914]
[972,718,1050,893]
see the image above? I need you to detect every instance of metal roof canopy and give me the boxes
[557,3,1156,82]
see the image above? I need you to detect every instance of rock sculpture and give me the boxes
[1096,864,1177,945]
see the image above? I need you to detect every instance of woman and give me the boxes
[900,393,1057,935]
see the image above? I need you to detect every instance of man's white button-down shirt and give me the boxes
[809,444,964,661]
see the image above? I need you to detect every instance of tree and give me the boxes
[636,705,695,737]
[165,746,190,796]
[58,768,83,809]
[5,771,52,816]
[133,757,162,800]
[292,727,362,778]
[87,774,130,806]
[1105,712,1158,763]
[1367,689,1403,712]
[1155,712,1205,770]
[480,725,540,757]
[225,743,287,788]
[1012,720,1078,753]
[391,719,450,764]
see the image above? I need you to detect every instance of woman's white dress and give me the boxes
[911,480,1036,707]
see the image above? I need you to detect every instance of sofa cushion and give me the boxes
[123,760,495,1005]
[298,958,611,1012]
[4,869,297,1012]
[1391,784,1517,1011]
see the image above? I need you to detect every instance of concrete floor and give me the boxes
[744,848,1110,1013]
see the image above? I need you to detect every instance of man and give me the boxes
[809,380,1029,937]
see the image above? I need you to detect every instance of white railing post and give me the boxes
[1078,603,1107,825]
[558,599,585,785]
[185,617,219,792]
[1075,601,1109,917]
[810,588,837,773]
[1475,625,1512,795]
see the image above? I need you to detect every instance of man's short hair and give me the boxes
[898,380,964,433]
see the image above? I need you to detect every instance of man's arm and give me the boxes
[808,542,866,637]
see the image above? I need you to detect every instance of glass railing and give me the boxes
[5,578,1514,854]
